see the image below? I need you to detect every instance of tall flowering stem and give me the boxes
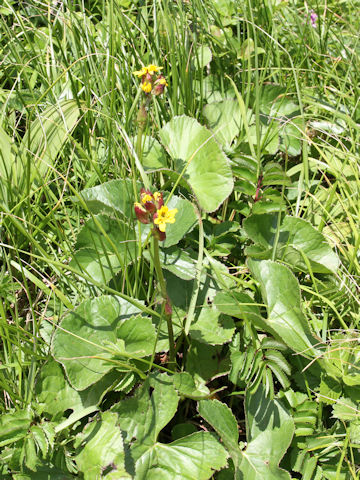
[134,189,178,369]
[132,64,168,163]
[152,236,175,368]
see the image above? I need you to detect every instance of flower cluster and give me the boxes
[134,189,177,241]
[133,64,168,96]
[309,10,318,28]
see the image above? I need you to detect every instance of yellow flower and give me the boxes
[133,66,148,77]
[157,78,168,86]
[141,193,153,204]
[133,64,162,78]
[147,64,162,75]
[141,81,152,93]
[153,206,178,232]
[153,192,162,202]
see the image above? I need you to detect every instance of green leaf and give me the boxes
[166,256,234,311]
[35,360,118,419]
[159,116,233,212]
[173,372,210,399]
[244,214,339,273]
[0,410,32,447]
[239,38,265,60]
[163,195,198,247]
[113,374,179,448]
[77,179,135,217]
[0,124,17,204]
[52,295,154,390]
[214,291,261,323]
[147,246,197,281]
[332,397,360,421]
[203,99,247,148]
[112,374,227,479]
[13,468,74,480]
[74,411,130,479]
[20,99,80,185]
[189,305,235,345]
[198,399,240,467]
[140,135,167,170]
[239,385,295,479]
[248,259,319,355]
[186,340,230,381]
[193,45,212,70]
[70,215,137,284]
[134,432,227,480]
[212,0,236,16]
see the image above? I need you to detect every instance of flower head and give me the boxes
[133,64,167,96]
[134,190,176,240]
[141,81,152,94]
[140,189,156,213]
[153,205,178,233]
[133,66,148,78]
[133,64,162,78]
[147,64,162,75]
[310,10,318,28]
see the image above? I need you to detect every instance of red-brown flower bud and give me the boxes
[134,202,150,224]
[140,189,156,213]
[153,75,168,96]
[153,191,164,210]
[152,225,166,241]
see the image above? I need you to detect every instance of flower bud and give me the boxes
[140,189,156,213]
[134,202,150,224]
[165,297,172,315]
[153,191,164,210]
[152,225,166,241]
[153,75,168,96]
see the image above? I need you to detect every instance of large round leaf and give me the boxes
[52,296,155,390]
[159,116,233,212]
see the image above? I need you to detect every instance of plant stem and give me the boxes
[152,236,176,369]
